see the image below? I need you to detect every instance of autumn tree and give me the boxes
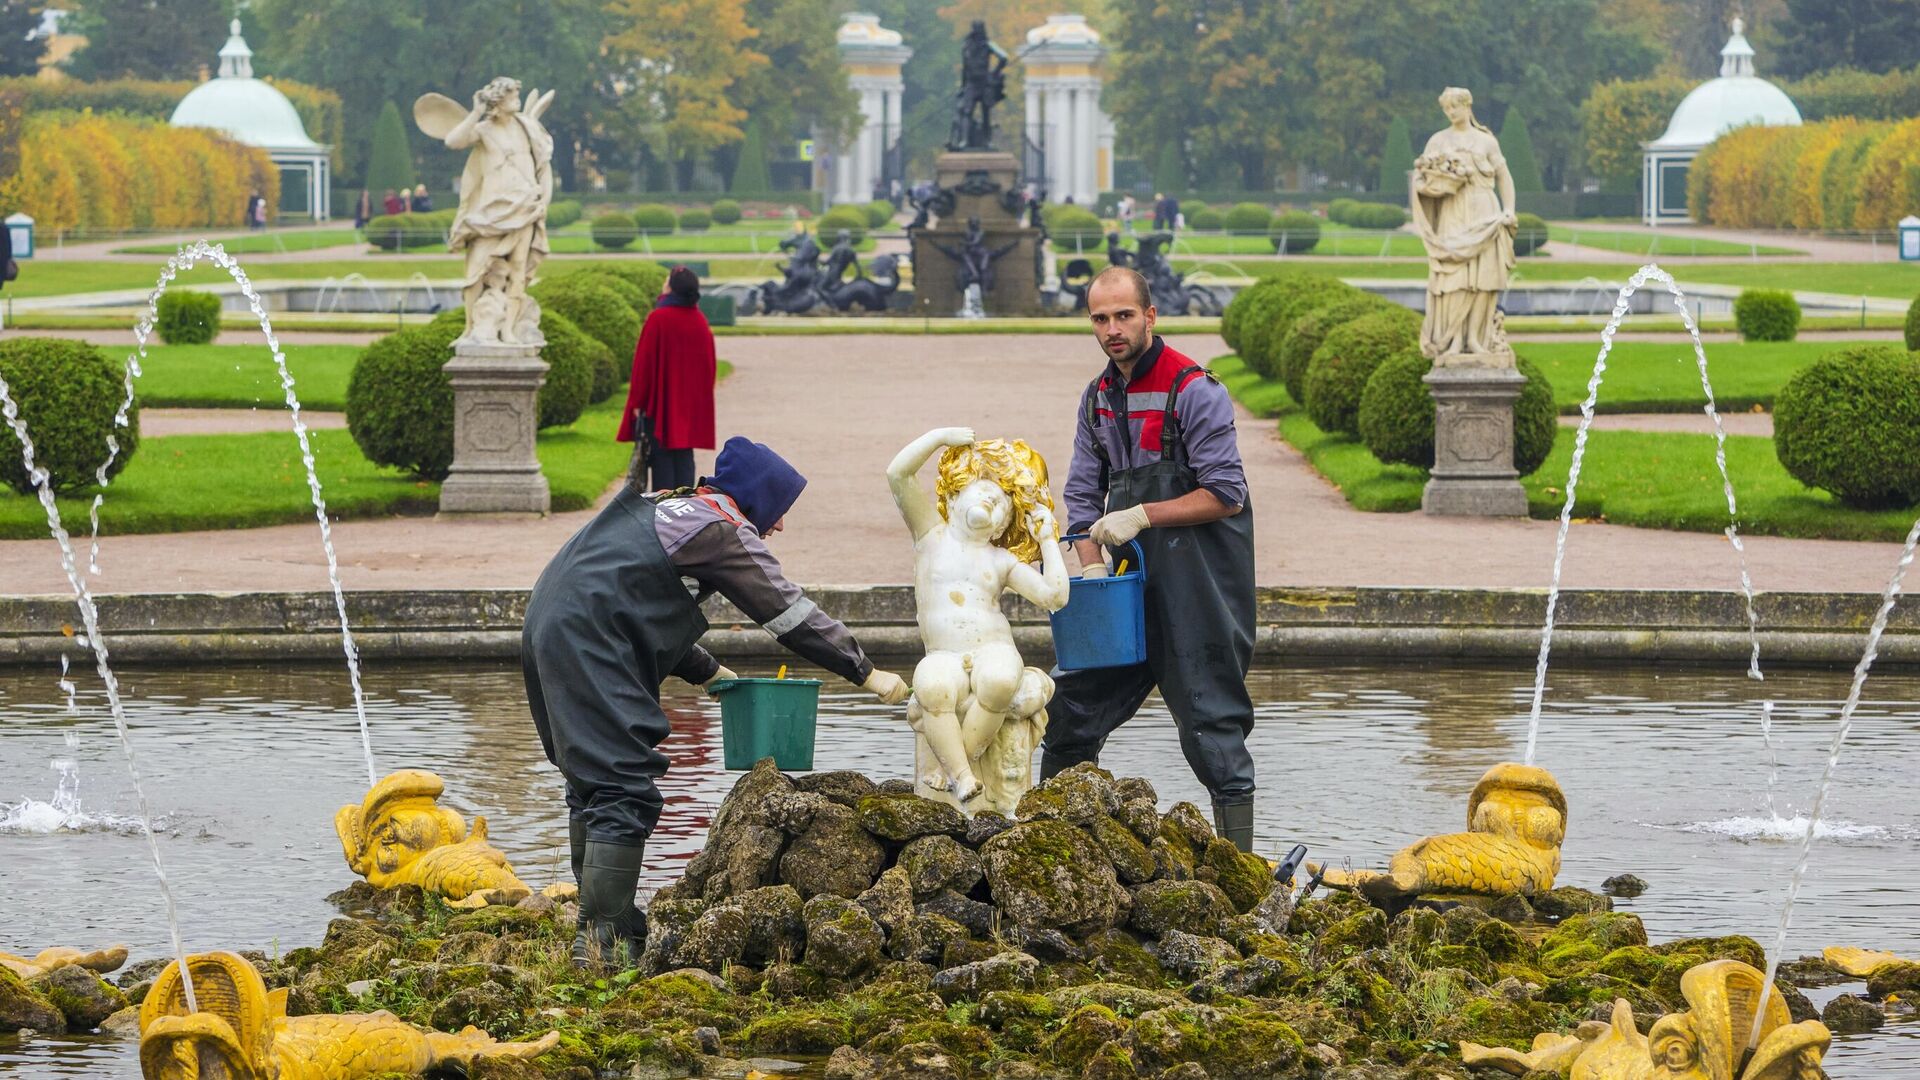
[718,0,857,184]
[1579,76,1690,190]
[604,0,767,189]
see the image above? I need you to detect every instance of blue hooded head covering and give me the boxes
[708,436,807,535]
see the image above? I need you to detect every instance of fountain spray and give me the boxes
[1524,264,1764,766]
[0,376,198,1013]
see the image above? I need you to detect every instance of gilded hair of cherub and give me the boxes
[935,439,1053,564]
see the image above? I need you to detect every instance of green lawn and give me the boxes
[115,229,367,255]
[1517,339,1867,414]
[546,233,877,255]
[1209,353,1919,542]
[127,343,361,411]
[1170,259,1920,299]
[1546,227,1801,257]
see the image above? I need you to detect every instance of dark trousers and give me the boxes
[650,448,695,491]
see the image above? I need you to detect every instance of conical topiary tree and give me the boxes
[367,100,416,195]
[731,118,771,195]
[1499,107,1543,193]
[1378,117,1414,197]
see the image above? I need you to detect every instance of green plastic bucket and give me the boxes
[711,677,821,770]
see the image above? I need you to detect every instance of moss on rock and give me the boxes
[983,821,1129,936]
[1127,1003,1307,1080]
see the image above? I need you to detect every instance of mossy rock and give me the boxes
[1015,763,1120,826]
[1868,960,1920,999]
[1049,1003,1129,1071]
[843,982,947,1044]
[890,913,971,965]
[1196,838,1273,914]
[1314,906,1389,961]
[444,904,553,937]
[735,884,807,965]
[1823,993,1885,1034]
[1314,955,1408,1033]
[782,800,886,899]
[1540,913,1646,970]
[1080,1040,1139,1080]
[1649,935,1765,971]
[930,951,1039,1002]
[1430,994,1562,1053]
[1534,886,1613,918]
[1426,944,1497,984]
[1127,1002,1307,1080]
[619,971,750,1032]
[1595,945,1668,986]
[427,980,522,1032]
[983,820,1128,936]
[976,989,1059,1028]
[898,834,985,898]
[1091,816,1156,885]
[739,1006,854,1054]
[1131,880,1235,939]
[1288,891,1373,938]
[861,1019,996,1066]
[1084,930,1167,987]
[1149,836,1196,882]
[857,792,968,841]
[802,894,886,979]
[1047,982,1184,1019]
[1465,918,1531,963]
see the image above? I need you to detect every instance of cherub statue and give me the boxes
[1311,761,1566,901]
[139,951,559,1080]
[414,76,556,346]
[1462,961,1831,1080]
[335,770,531,906]
[887,428,1070,808]
[0,945,127,979]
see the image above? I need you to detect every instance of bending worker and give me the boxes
[1046,266,1259,852]
[523,437,911,966]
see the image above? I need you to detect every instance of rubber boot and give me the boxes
[568,817,589,964]
[573,840,648,970]
[1213,800,1255,855]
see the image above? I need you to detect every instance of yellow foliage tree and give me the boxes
[0,111,276,232]
[604,0,768,165]
[1855,118,1920,229]
[1789,118,1879,230]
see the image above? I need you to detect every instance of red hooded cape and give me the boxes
[617,300,717,449]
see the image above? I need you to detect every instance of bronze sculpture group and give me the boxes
[750,228,903,315]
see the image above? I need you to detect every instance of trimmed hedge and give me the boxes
[1303,309,1422,435]
[531,278,642,360]
[1358,351,1557,476]
[591,212,639,250]
[711,199,743,225]
[1188,207,1224,231]
[1276,296,1393,402]
[348,313,598,480]
[1269,211,1321,253]
[678,208,712,232]
[568,272,648,317]
[1909,294,1920,351]
[1233,273,1364,379]
[814,205,869,246]
[366,210,455,251]
[1043,204,1105,247]
[570,263,669,307]
[1328,200,1407,229]
[865,200,897,228]
[155,290,222,345]
[1774,345,1920,509]
[547,200,583,229]
[0,338,139,494]
[1223,203,1273,232]
[1734,289,1801,342]
[632,204,677,236]
[1514,212,1549,256]
[0,110,276,232]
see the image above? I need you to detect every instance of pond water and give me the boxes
[2,659,1916,1076]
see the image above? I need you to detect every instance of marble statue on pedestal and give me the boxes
[1411,87,1517,367]
[888,428,1069,815]
[414,77,556,346]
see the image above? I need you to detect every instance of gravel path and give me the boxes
[138,409,348,437]
[1560,412,1774,437]
[0,333,1904,595]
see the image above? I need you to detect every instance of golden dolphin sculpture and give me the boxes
[1462,960,1830,1080]
[1312,762,1566,900]
[335,770,530,905]
[138,951,559,1080]
[0,945,128,979]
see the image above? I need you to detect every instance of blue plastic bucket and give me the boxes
[710,677,821,770]
[1049,536,1147,671]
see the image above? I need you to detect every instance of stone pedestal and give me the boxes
[438,340,550,514]
[910,150,1042,317]
[1422,363,1527,517]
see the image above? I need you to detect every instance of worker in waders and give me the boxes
[523,437,912,967]
[1046,266,1260,852]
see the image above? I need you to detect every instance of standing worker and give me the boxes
[524,436,912,967]
[618,266,714,492]
[1046,265,1258,851]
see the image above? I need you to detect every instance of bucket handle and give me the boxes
[1061,533,1145,583]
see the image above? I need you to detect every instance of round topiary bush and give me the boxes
[156,289,222,344]
[1236,273,1364,379]
[1276,296,1392,402]
[1188,206,1224,231]
[865,200,896,228]
[562,271,648,317]
[814,205,869,246]
[1220,276,1283,353]
[1223,202,1273,233]
[1907,294,1920,351]
[711,199,743,225]
[0,338,140,494]
[350,314,599,479]
[1043,204,1105,250]
[1359,350,1558,476]
[1734,288,1801,342]
[1326,198,1357,225]
[1269,211,1321,254]
[678,207,712,232]
[591,211,638,250]
[586,262,670,308]
[1303,309,1422,435]
[632,204,678,236]
[1773,345,1920,509]
[532,278,642,359]
[1513,212,1549,256]
[546,199,584,229]
[1349,203,1409,229]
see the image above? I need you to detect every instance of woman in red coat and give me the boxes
[617,266,716,491]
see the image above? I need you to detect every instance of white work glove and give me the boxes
[700,664,738,695]
[863,668,911,705]
[1089,504,1151,547]
[1079,563,1109,580]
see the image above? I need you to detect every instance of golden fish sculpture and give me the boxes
[138,951,558,1080]
[1311,761,1566,901]
[0,945,127,979]
[1462,960,1830,1079]
[335,770,530,906]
